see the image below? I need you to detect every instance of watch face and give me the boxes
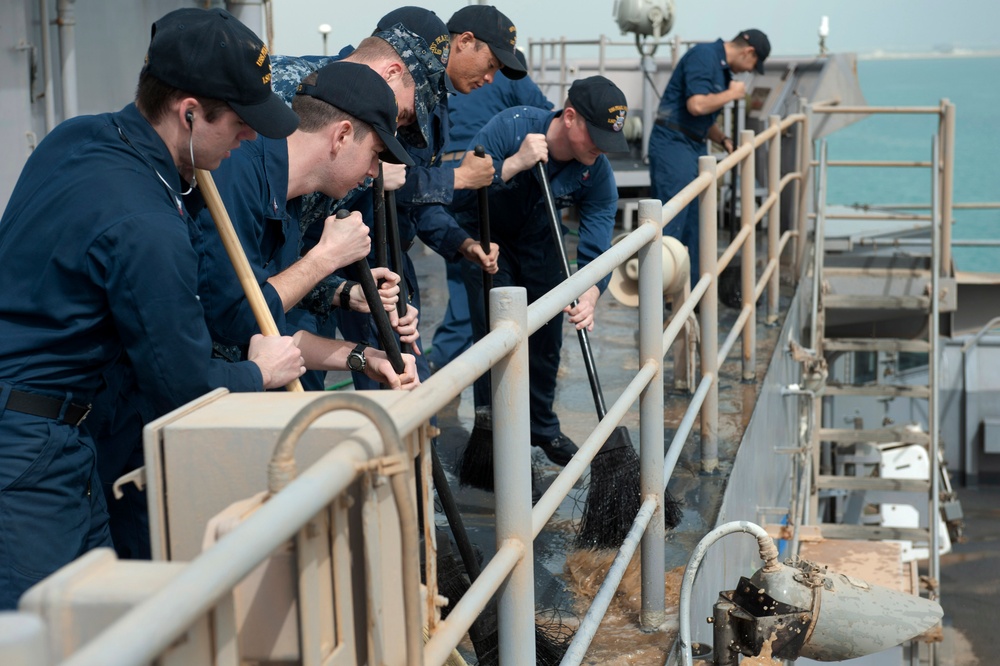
[348,348,366,372]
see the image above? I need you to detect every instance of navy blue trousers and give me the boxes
[0,390,111,610]
[648,124,706,280]
[460,218,565,439]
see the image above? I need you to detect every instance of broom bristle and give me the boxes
[576,441,642,549]
[457,409,495,491]
[576,430,684,549]
[437,543,573,666]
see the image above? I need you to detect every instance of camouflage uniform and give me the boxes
[267,23,449,319]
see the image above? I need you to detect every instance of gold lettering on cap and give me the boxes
[256,45,268,68]
[429,34,448,56]
[262,72,271,85]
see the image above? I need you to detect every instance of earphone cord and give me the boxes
[115,124,195,197]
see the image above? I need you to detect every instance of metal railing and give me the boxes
[5,104,812,665]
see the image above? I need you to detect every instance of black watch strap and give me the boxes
[340,281,357,310]
[348,342,369,373]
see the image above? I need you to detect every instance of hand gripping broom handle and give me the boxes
[337,210,406,374]
[534,162,607,418]
[195,168,303,392]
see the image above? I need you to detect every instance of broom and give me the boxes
[432,444,567,664]
[457,146,496,491]
[533,163,682,549]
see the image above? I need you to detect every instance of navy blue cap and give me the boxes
[375,6,450,68]
[567,76,629,153]
[296,61,413,166]
[145,8,298,139]
[447,5,526,80]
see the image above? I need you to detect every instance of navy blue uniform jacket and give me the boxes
[0,103,262,410]
[455,106,618,293]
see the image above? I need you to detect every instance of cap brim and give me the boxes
[374,126,415,166]
[586,120,629,154]
[754,59,766,75]
[230,92,300,139]
[492,47,527,80]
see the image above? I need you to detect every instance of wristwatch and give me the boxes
[339,281,357,310]
[347,342,369,373]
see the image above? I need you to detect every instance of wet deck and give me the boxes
[323,232,1000,664]
[405,230,789,663]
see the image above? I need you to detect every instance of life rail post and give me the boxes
[698,155,720,473]
[490,286,536,665]
[638,199,667,631]
[740,129,757,381]
[767,114,782,323]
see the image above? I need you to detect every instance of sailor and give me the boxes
[427,48,554,373]
[270,6,519,389]
[0,7,303,609]
[647,29,771,279]
[454,76,630,466]
[367,4,527,387]
[267,7,469,389]
[198,60,420,390]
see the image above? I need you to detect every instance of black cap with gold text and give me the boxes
[447,5,526,80]
[144,8,299,139]
[567,76,629,153]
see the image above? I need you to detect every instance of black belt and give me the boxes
[655,119,706,143]
[5,389,91,426]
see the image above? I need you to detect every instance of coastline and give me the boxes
[858,49,1000,61]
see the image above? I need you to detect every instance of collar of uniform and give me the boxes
[373,25,447,150]
[114,103,195,212]
[713,38,731,72]
[260,136,291,218]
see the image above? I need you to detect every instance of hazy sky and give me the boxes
[272,0,1000,59]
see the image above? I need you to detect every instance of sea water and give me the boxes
[824,55,1000,272]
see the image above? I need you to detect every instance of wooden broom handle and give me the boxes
[195,168,303,392]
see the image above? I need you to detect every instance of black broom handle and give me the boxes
[338,209,406,374]
[534,162,608,419]
[373,165,387,269]
[384,188,409,354]
[475,146,492,330]
[429,445,482,581]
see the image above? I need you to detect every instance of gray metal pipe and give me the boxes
[698,155,719,473]
[809,140,828,351]
[677,522,779,666]
[491,287,536,665]
[638,200,667,630]
[56,0,77,120]
[740,129,757,382]
[767,115,782,324]
[38,0,55,131]
[929,135,942,601]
